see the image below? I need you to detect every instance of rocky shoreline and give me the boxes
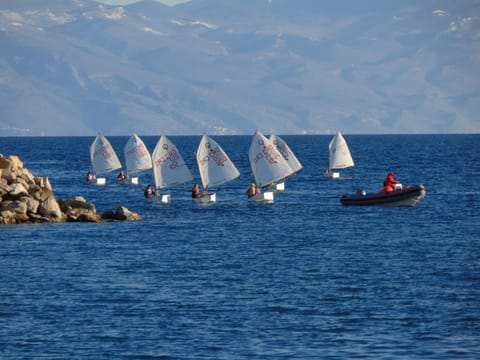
[0,154,141,225]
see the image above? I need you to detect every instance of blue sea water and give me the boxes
[0,134,479,359]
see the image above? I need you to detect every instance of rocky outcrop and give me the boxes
[0,154,141,225]
[58,196,101,223]
[101,206,143,221]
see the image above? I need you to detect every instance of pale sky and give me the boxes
[97,0,191,6]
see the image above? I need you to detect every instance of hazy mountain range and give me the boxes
[1,0,479,136]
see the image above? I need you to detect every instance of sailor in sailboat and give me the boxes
[117,170,126,181]
[247,131,294,203]
[124,132,152,185]
[379,172,401,193]
[85,171,96,182]
[151,135,194,204]
[89,132,123,185]
[144,184,156,199]
[194,134,240,203]
[191,183,207,199]
[245,183,260,198]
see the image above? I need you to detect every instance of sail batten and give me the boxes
[249,131,294,187]
[196,135,240,189]
[328,132,354,170]
[90,133,122,175]
[152,135,193,189]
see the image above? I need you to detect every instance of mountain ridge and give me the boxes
[1,0,479,136]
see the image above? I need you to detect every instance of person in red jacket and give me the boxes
[379,172,397,193]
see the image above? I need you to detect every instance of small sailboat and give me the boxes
[326,131,354,179]
[195,134,240,204]
[89,132,122,185]
[151,135,194,204]
[123,132,152,185]
[269,133,303,191]
[248,130,295,203]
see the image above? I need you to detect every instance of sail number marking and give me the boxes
[200,143,227,167]
[254,140,281,165]
[154,148,179,170]
[126,144,148,158]
[93,141,113,160]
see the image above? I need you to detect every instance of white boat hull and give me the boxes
[326,171,353,180]
[154,194,171,204]
[195,192,216,204]
[248,191,274,203]
[125,177,139,185]
[268,182,285,192]
[90,177,106,186]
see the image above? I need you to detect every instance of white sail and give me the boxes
[328,131,354,170]
[196,135,240,189]
[124,132,152,176]
[248,130,294,187]
[152,135,193,189]
[270,134,303,174]
[90,133,122,175]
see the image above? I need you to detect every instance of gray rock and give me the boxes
[0,210,16,224]
[8,183,29,199]
[100,210,115,220]
[58,197,96,213]
[24,197,40,214]
[114,206,142,221]
[2,200,28,215]
[37,191,63,219]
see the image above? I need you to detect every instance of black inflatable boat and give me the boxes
[340,184,426,207]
